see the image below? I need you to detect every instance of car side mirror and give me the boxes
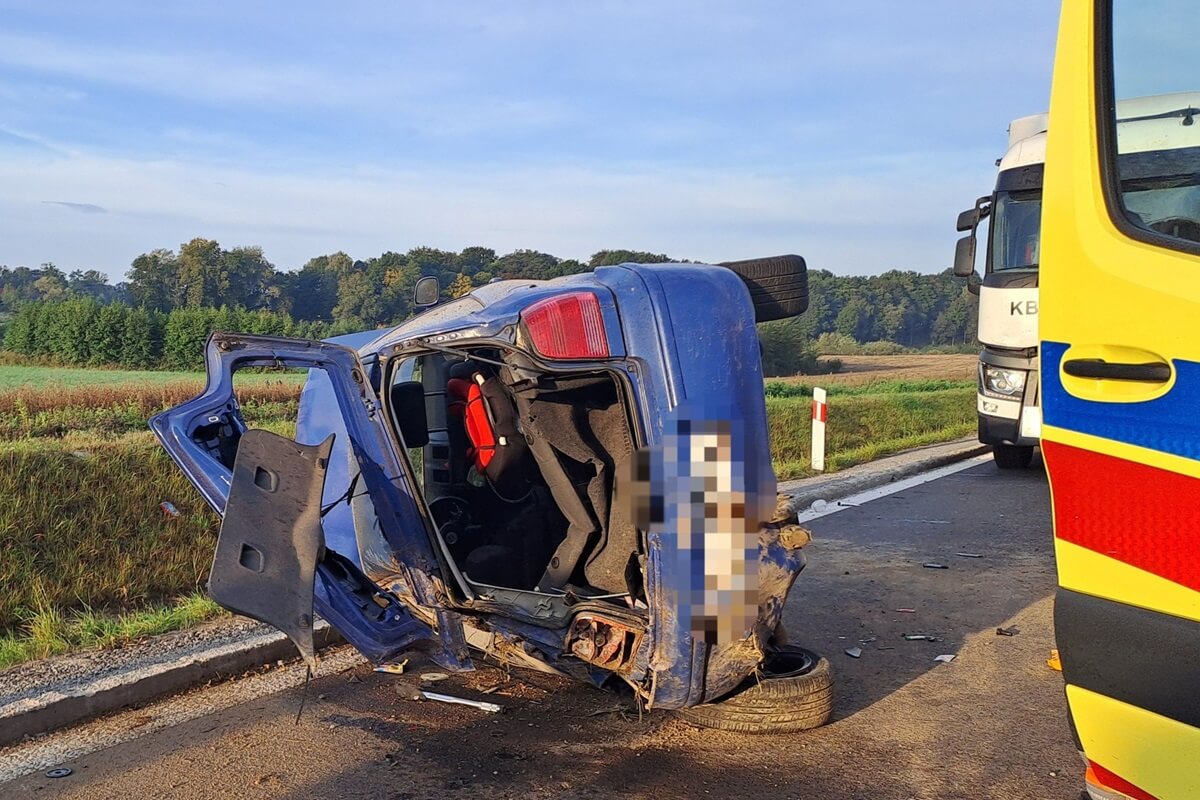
[953,234,977,278]
[414,276,440,307]
[389,381,430,448]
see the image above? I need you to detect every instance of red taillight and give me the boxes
[1087,762,1159,800]
[522,292,609,359]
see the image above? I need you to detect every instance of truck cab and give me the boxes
[955,114,1046,469]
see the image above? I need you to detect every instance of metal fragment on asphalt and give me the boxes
[903,634,941,642]
[922,563,949,569]
[844,647,863,658]
[956,552,984,558]
[419,691,502,713]
[996,626,1020,637]
[933,654,956,663]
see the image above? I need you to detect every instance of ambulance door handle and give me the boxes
[1062,358,1171,383]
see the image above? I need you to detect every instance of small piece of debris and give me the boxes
[45,767,72,779]
[922,562,949,569]
[956,552,984,558]
[895,608,917,613]
[996,626,1020,637]
[877,646,896,651]
[160,501,180,518]
[420,672,449,684]
[903,634,942,642]
[858,636,877,644]
[374,658,410,675]
[419,690,501,713]
[934,654,957,663]
[1047,649,1063,672]
[844,647,863,658]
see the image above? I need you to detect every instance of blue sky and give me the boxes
[0,2,1060,281]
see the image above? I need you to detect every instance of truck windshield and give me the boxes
[989,190,1042,271]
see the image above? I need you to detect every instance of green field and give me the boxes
[0,364,306,391]
[0,365,975,669]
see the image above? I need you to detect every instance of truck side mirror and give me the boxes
[414,276,440,307]
[954,234,977,278]
[967,271,982,295]
[957,196,993,232]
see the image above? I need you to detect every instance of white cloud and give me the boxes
[0,147,991,277]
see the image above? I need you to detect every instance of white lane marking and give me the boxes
[795,454,992,523]
[0,647,366,785]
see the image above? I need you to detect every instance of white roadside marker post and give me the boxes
[811,386,827,472]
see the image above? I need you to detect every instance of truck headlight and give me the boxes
[982,366,1027,397]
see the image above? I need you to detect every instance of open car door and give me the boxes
[150,334,471,670]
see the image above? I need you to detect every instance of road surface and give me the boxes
[3,454,1079,800]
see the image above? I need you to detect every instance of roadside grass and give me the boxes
[0,368,975,670]
[768,387,976,480]
[0,593,222,670]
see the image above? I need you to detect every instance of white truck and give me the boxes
[954,113,1046,469]
[954,95,1200,470]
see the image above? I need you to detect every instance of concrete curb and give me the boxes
[778,437,991,518]
[0,624,341,748]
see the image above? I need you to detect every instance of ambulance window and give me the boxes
[1105,0,1200,249]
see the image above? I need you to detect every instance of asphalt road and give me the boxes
[4,454,1080,800]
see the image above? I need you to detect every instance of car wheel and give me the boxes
[993,444,1034,469]
[676,646,833,734]
[718,255,809,322]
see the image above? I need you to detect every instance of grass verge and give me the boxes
[0,593,222,670]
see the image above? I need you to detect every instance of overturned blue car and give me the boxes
[151,255,831,733]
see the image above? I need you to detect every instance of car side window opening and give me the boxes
[1108,0,1200,247]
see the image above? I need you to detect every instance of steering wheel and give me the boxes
[428,495,471,545]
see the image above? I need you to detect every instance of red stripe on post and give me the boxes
[811,400,827,423]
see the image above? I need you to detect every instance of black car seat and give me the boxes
[446,362,532,500]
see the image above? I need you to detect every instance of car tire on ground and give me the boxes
[718,255,809,323]
[676,646,833,734]
[993,444,1034,470]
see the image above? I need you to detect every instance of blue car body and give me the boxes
[151,261,810,709]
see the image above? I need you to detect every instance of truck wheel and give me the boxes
[993,444,1034,469]
[676,646,833,734]
[718,255,809,323]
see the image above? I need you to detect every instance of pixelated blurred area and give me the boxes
[622,415,770,645]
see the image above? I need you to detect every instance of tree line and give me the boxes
[0,239,978,372]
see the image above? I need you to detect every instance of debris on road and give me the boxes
[374,659,410,675]
[903,634,942,642]
[419,691,502,713]
[420,672,450,684]
[895,608,917,613]
[955,552,984,558]
[845,647,863,658]
[45,767,73,779]
[159,501,180,518]
[922,562,949,569]
[1047,649,1062,672]
[996,626,1020,637]
[933,654,956,664]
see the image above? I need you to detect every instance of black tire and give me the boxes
[677,646,833,734]
[718,255,809,322]
[993,444,1034,469]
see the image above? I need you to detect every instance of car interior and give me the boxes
[387,348,646,609]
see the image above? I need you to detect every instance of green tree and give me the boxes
[127,249,180,312]
[121,307,161,368]
[588,250,674,268]
[87,302,128,364]
[448,273,474,298]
